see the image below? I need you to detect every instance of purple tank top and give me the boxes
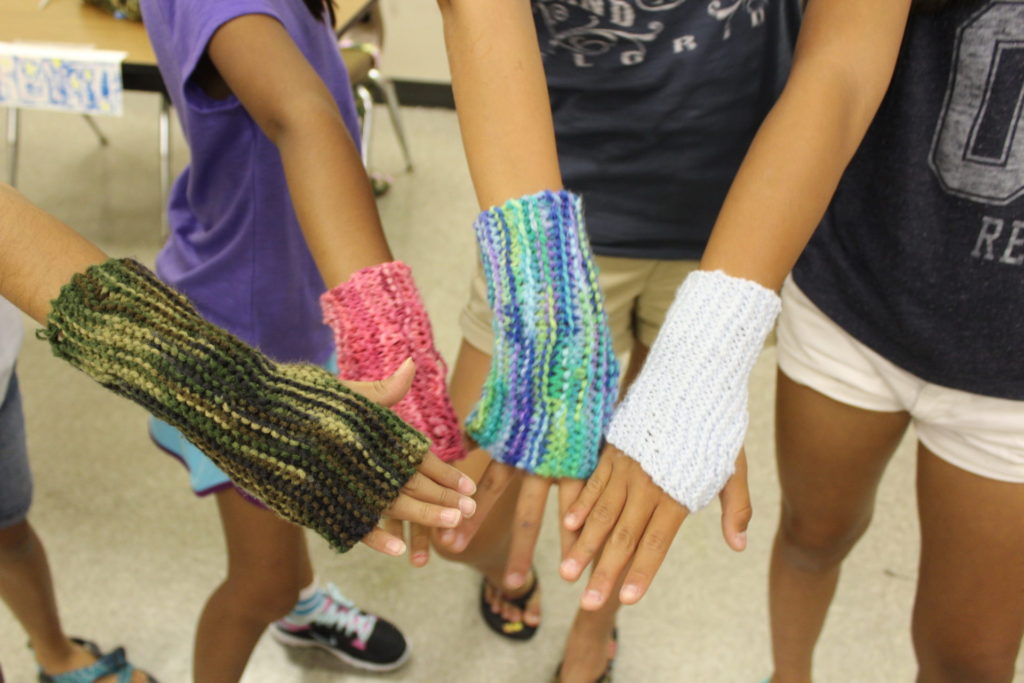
[141,0,361,363]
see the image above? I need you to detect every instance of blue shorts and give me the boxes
[0,373,31,529]
[148,353,338,498]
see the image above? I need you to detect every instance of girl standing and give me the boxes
[558,0,1023,680]
[138,0,469,679]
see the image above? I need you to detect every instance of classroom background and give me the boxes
[1,1,1020,681]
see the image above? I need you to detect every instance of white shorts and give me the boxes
[777,276,1024,483]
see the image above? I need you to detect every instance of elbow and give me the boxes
[783,56,895,149]
[259,94,342,147]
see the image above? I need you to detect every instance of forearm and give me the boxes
[700,0,912,290]
[206,14,393,291]
[438,0,562,209]
[274,103,392,289]
[0,184,107,324]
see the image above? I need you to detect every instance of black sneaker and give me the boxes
[271,584,410,672]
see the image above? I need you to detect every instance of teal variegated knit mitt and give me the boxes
[38,259,429,552]
[466,190,619,478]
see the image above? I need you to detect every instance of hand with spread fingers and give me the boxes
[436,459,585,589]
[559,445,752,610]
[41,258,478,555]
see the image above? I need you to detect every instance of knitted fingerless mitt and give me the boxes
[321,261,464,462]
[467,190,619,478]
[607,270,780,512]
[39,259,429,552]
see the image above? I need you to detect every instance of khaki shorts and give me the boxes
[778,276,1024,483]
[459,254,700,357]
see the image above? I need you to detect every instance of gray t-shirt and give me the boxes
[793,1,1024,399]
[534,0,801,259]
[0,297,23,401]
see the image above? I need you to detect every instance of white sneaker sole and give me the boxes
[270,627,412,672]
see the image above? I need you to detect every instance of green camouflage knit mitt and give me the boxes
[38,258,429,552]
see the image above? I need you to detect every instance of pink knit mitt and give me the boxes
[321,261,465,462]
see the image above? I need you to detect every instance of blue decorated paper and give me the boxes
[0,43,125,116]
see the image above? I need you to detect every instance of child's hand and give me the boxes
[338,361,477,558]
[41,259,473,553]
[558,445,751,610]
[434,458,583,592]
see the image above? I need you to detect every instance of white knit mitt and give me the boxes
[606,270,780,512]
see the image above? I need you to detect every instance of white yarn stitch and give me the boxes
[606,270,780,512]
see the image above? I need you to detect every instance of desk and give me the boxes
[0,0,378,187]
[0,0,375,86]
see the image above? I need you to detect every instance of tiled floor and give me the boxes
[0,94,1020,682]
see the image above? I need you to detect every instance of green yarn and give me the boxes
[39,258,429,552]
[467,190,619,478]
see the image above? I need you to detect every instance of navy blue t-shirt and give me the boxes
[793,0,1024,400]
[534,0,801,259]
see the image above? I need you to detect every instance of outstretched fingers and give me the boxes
[558,478,585,558]
[416,451,477,496]
[437,459,517,553]
[503,475,552,590]
[559,469,627,582]
[719,449,751,552]
[401,466,476,518]
[578,491,657,610]
[386,492,464,528]
[616,502,687,606]
[563,449,614,532]
[361,525,407,557]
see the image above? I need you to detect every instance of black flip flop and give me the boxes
[552,627,618,683]
[478,570,540,641]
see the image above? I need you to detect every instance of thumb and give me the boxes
[340,357,415,408]
[719,449,752,552]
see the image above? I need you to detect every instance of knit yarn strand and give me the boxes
[607,270,780,512]
[467,190,619,478]
[321,261,464,462]
[39,258,429,552]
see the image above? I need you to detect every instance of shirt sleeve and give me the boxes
[141,0,285,113]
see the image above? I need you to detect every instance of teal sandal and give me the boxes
[37,638,157,683]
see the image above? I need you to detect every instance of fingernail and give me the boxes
[452,533,467,551]
[621,584,640,602]
[440,529,455,545]
[582,590,603,608]
[412,552,428,565]
[737,531,748,546]
[386,539,406,555]
[440,509,461,526]
[560,558,579,578]
[505,572,523,589]
[458,476,476,495]
[459,497,477,517]
[399,357,415,371]
[564,513,578,528]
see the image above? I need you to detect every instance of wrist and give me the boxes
[321,261,464,462]
[607,269,780,511]
[467,190,620,478]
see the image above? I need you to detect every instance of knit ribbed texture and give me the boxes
[466,190,619,478]
[607,270,780,511]
[321,261,464,462]
[39,259,429,552]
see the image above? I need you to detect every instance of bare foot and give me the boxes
[483,568,542,631]
[37,639,150,683]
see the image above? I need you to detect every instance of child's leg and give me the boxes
[558,341,649,683]
[194,488,312,683]
[769,372,909,682]
[913,444,1024,682]
[434,340,539,625]
[0,373,147,681]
